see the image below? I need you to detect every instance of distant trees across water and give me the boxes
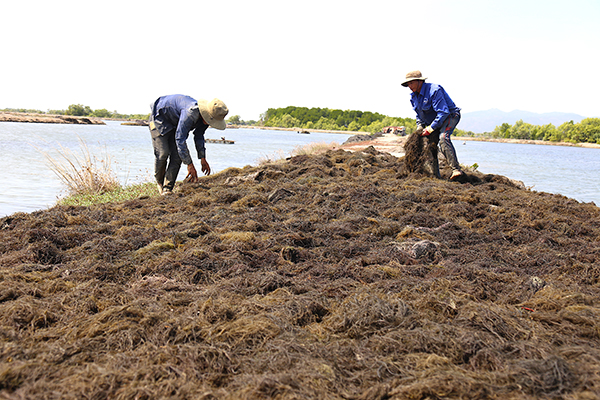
[261,106,600,144]
[4,105,598,145]
[261,106,418,134]
[489,118,600,144]
[1,105,149,121]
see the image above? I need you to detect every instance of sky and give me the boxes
[2,0,599,121]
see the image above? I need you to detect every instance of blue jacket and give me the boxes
[151,94,208,165]
[410,83,460,131]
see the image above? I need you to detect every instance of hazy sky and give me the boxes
[2,0,598,120]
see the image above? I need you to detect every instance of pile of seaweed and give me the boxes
[1,146,599,399]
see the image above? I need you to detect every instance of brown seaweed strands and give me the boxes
[403,132,428,174]
[1,146,599,399]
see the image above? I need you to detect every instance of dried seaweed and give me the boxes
[1,147,599,399]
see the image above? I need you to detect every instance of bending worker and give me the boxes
[402,71,463,180]
[149,95,228,194]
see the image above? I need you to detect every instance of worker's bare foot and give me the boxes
[450,170,464,180]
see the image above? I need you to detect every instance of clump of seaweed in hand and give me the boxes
[402,127,441,177]
[402,127,428,174]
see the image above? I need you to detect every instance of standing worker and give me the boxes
[149,95,228,194]
[402,71,463,180]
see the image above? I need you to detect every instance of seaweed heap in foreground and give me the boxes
[1,146,600,399]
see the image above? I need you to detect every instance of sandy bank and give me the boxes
[230,125,364,135]
[456,135,600,149]
[340,133,407,157]
[339,132,600,157]
[239,125,600,150]
[0,112,105,125]
[342,132,600,152]
[337,131,600,170]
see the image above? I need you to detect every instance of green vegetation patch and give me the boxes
[58,182,159,207]
[490,118,600,144]
[263,105,418,133]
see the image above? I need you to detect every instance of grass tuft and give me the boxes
[291,141,339,156]
[38,137,121,196]
[257,141,339,165]
[57,182,159,207]
[35,137,159,207]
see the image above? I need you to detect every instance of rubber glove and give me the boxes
[421,126,434,136]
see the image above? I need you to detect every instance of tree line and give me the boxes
[261,106,418,134]
[489,118,600,144]
[1,105,149,121]
[259,106,600,144]
[225,115,258,126]
[5,104,598,144]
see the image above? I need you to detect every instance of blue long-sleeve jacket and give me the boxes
[410,83,460,131]
[150,94,208,165]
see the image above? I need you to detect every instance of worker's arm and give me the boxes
[428,88,451,131]
[174,108,199,165]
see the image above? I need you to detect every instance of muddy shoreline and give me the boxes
[243,125,600,149]
[0,111,105,125]
[456,135,600,149]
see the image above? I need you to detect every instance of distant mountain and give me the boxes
[460,109,586,133]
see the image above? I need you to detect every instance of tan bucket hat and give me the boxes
[198,98,229,130]
[401,70,427,87]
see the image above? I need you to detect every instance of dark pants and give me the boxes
[426,112,461,177]
[438,111,461,171]
[150,119,181,191]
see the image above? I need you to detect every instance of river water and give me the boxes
[1,121,352,217]
[456,139,599,205]
[1,121,598,217]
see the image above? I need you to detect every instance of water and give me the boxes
[455,140,599,205]
[1,122,598,218]
[0,121,351,217]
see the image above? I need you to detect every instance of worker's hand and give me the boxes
[185,163,199,183]
[200,158,211,176]
[421,126,434,136]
